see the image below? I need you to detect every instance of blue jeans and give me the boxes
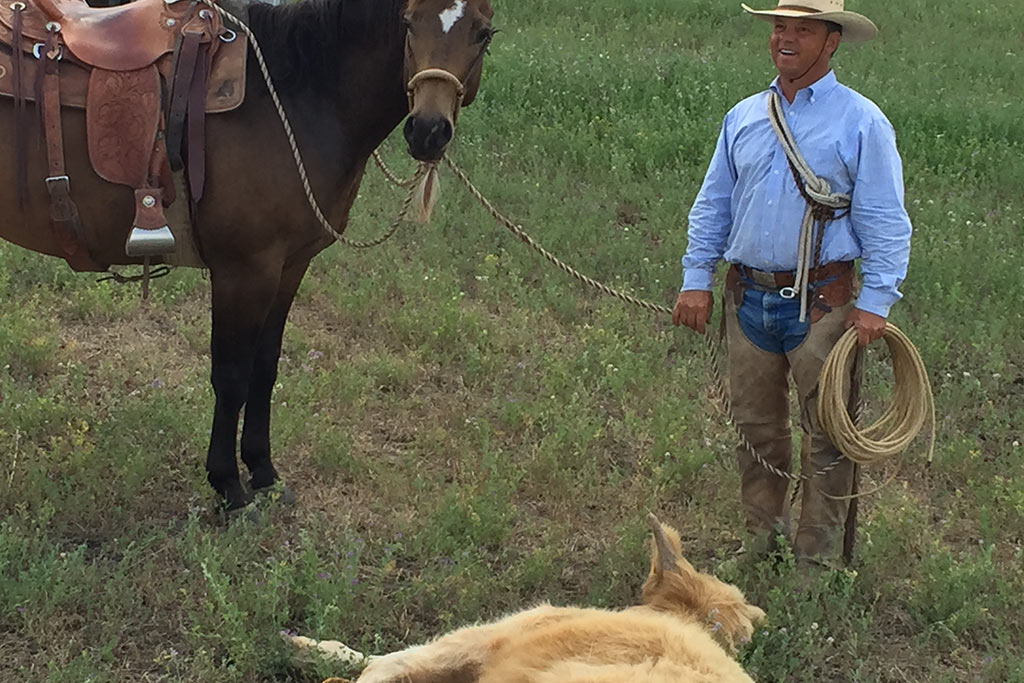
[735,288,811,354]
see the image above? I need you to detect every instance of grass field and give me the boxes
[2,0,1023,680]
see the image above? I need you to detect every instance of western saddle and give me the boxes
[0,0,247,270]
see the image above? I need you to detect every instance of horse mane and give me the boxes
[246,0,406,94]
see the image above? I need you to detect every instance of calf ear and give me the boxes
[647,513,680,575]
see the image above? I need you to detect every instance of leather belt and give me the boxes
[731,261,853,299]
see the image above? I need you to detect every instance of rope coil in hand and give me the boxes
[818,324,935,470]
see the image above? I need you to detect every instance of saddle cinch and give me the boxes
[0,0,247,269]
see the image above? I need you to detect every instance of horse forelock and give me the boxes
[246,0,406,94]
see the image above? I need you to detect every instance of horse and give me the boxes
[0,0,495,511]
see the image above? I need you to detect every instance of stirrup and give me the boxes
[125,188,176,256]
[125,225,176,256]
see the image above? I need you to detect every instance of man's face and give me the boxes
[770,17,840,81]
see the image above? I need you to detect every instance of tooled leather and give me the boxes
[86,67,161,188]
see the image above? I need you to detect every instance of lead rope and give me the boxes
[766,91,851,322]
[443,157,838,482]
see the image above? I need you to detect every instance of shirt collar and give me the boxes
[769,69,840,102]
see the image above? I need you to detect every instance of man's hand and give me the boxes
[673,290,713,334]
[845,308,887,346]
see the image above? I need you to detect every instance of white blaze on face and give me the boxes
[439,0,467,33]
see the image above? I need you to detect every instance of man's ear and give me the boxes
[827,30,842,57]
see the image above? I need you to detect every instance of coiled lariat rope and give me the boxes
[820,325,935,469]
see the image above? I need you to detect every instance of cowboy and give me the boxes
[673,0,912,568]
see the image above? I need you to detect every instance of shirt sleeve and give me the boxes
[681,116,736,291]
[849,116,913,318]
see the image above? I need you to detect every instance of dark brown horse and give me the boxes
[0,0,495,511]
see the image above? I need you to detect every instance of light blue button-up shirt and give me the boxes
[681,70,912,318]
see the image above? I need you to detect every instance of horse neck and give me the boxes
[245,0,409,162]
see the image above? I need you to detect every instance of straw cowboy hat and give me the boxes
[741,0,878,43]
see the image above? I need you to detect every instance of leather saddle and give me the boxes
[0,0,248,270]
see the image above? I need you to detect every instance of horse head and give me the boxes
[402,0,494,161]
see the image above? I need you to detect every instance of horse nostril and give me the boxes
[424,119,453,152]
[437,119,453,146]
[404,116,453,159]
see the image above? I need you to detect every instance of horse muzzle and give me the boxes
[404,68,464,161]
[404,114,453,162]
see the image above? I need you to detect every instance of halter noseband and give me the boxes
[406,68,466,114]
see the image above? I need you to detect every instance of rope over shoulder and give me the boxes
[767,91,851,322]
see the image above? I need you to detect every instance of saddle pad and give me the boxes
[0,34,247,113]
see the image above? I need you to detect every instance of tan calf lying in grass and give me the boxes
[289,514,764,682]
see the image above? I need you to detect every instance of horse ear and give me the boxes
[647,512,681,575]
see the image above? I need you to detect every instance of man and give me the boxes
[673,0,912,568]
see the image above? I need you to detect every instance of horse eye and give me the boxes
[476,27,494,44]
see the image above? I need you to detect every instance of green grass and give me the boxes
[2,0,1023,680]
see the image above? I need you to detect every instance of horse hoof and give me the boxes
[252,481,297,507]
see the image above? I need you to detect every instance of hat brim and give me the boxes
[741,4,878,43]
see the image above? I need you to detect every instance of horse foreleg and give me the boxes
[207,261,282,510]
[240,259,311,492]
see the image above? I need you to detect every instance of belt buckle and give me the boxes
[45,175,70,195]
[779,286,797,299]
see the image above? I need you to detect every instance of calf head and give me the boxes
[641,514,766,651]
